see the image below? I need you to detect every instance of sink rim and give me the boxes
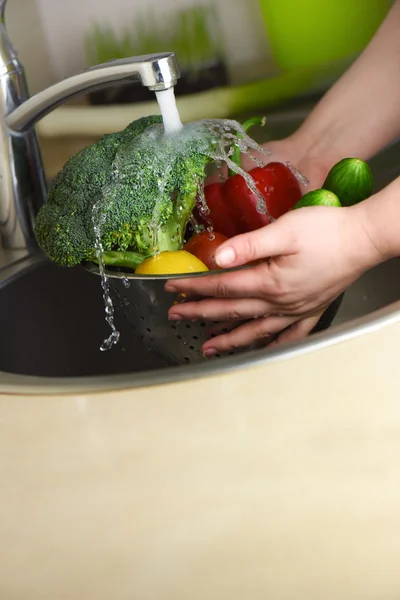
[1,251,400,395]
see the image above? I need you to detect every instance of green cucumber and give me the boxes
[293,189,341,209]
[323,157,373,207]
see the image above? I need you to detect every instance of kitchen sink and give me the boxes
[1,253,400,380]
[1,104,400,387]
[0,255,168,378]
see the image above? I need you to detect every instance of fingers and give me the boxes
[202,315,298,355]
[165,263,280,299]
[168,297,272,322]
[201,311,325,355]
[270,313,322,347]
[214,215,295,269]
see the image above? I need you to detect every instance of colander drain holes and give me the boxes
[111,282,242,364]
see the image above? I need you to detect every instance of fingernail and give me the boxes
[165,284,177,292]
[216,246,235,268]
[203,348,217,357]
[168,314,182,321]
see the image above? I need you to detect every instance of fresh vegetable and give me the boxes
[223,161,302,230]
[197,117,302,236]
[196,184,240,238]
[322,157,373,207]
[34,115,217,270]
[184,231,228,270]
[135,250,208,275]
[85,250,149,270]
[293,189,342,209]
[200,161,302,236]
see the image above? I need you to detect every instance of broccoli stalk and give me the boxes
[34,115,212,271]
[86,188,198,270]
[86,250,148,270]
[154,190,198,252]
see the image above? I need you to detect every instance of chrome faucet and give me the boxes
[0,0,180,251]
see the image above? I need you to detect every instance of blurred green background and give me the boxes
[84,0,391,108]
[259,0,391,71]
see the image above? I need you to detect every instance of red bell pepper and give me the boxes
[196,117,302,237]
[196,182,242,238]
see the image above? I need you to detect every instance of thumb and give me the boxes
[215,218,292,268]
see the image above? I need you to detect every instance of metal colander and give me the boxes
[85,263,343,367]
[108,271,247,365]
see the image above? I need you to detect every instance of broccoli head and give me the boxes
[34,115,217,270]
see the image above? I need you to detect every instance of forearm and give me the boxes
[290,0,400,171]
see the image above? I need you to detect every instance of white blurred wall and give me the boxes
[6,0,271,92]
[6,0,53,93]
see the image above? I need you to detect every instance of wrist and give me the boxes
[286,130,340,190]
[349,179,400,269]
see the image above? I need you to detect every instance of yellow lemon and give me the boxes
[135,250,208,275]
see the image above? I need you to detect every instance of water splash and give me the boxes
[92,198,120,351]
[196,178,215,233]
[246,153,266,169]
[193,118,273,217]
[285,161,309,187]
[91,114,305,350]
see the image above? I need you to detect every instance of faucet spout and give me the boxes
[6,53,180,133]
[0,28,180,252]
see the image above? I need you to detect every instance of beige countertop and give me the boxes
[1,297,400,598]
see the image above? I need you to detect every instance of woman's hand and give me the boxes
[166,203,383,355]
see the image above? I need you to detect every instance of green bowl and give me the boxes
[258,0,391,71]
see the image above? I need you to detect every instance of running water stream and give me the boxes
[155,88,183,134]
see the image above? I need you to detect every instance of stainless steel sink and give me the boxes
[1,252,400,379]
[0,254,168,379]
[1,104,400,391]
